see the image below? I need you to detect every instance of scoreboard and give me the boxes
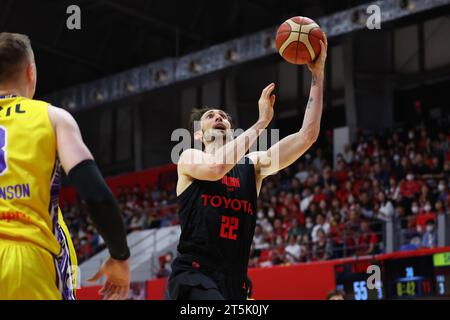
[434,252,450,297]
[335,259,384,300]
[384,256,434,299]
[334,251,450,300]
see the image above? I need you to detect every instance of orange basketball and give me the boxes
[276,16,324,65]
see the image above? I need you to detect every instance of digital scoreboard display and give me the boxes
[334,252,450,300]
[384,256,434,299]
[335,260,384,300]
[433,252,450,297]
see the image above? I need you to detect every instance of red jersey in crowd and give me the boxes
[416,211,437,230]
[400,180,422,198]
[357,232,378,255]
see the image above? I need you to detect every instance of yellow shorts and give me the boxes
[0,239,61,300]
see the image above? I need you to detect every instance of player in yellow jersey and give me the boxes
[0,32,131,300]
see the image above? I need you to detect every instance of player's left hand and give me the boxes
[307,31,328,77]
[88,257,130,300]
[258,82,276,126]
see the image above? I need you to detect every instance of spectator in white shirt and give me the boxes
[311,214,330,243]
[295,161,310,183]
[284,235,301,263]
[376,191,395,221]
[387,177,400,202]
[342,144,354,164]
[253,224,270,250]
[259,210,274,234]
[300,188,314,212]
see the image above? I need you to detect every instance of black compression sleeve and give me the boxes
[68,160,130,260]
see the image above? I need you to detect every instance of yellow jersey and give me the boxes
[0,95,78,299]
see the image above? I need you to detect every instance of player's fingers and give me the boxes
[319,40,325,50]
[103,291,115,300]
[263,82,274,94]
[117,285,129,300]
[260,85,269,98]
[103,285,118,300]
[99,280,112,295]
[266,82,275,89]
[103,292,117,300]
[267,84,275,99]
[88,270,102,283]
[323,32,328,46]
[319,41,327,59]
[265,83,275,98]
[113,285,128,300]
[105,285,121,300]
[270,94,276,107]
[98,280,111,293]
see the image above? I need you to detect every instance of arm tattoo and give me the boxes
[312,75,317,87]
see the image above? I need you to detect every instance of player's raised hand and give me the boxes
[307,32,328,77]
[88,257,130,300]
[258,82,276,125]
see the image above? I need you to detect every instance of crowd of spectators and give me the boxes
[63,183,178,263]
[248,125,449,268]
[62,125,450,268]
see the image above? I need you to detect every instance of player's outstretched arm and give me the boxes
[179,83,276,181]
[249,33,328,178]
[48,106,130,300]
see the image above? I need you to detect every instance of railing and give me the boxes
[331,220,386,259]
[393,213,449,252]
[253,214,450,267]
[79,209,450,282]
[79,226,180,286]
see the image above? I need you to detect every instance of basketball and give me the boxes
[276,16,324,65]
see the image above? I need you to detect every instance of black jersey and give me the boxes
[176,157,257,284]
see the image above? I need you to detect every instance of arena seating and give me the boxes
[63,124,450,278]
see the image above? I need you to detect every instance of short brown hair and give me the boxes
[189,107,233,134]
[0,33,34,83]
[327,289,345,300]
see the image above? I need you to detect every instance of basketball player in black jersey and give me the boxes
[168,33,327,300]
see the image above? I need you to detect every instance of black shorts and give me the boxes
[167,254,248,300]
